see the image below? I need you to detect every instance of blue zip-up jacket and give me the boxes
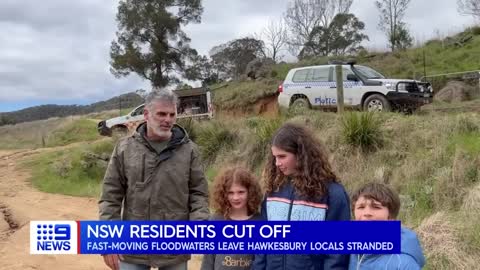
[253,181,351,270]
[348,227,426,270]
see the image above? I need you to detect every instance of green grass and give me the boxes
[21,139,115,197]
[448,132,480,155]
[460,215,480,254]
[212,79,279,111]
[244,116,284,169]
[402,179,435,225]
[269,29,480,92]
[120,107,135,116]
[0,118,65,149]
[341,112,384,152]
[45,118,102,147]
[205,166,218,183]
[177,117,199,142]
[196,121,238,164]
[8,93,480,268]
[361,35,480,81]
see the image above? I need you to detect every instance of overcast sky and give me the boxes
[0,0,475,112]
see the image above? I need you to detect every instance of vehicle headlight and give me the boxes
[384,83,393,90]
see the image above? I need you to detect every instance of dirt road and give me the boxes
[0,149,202,270]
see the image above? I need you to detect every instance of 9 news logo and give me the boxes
[30,221,78,254]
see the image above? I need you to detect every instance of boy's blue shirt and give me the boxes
[349,227,426,270]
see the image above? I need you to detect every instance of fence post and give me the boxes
[478,72,480,96]
[335,65,344,114]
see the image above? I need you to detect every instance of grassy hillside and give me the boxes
[209,28,479,115]
[4,26,480,270]
[19,107,480,269]
[0,116,102,149]
[211,79,280,112]
[272,27,480,87]
[21,139,113,197]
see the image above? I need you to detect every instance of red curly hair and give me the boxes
[211,166,263,218]
[263,123,337,199]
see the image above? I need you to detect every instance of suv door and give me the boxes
[128,104,145,124]
[308,66,334,107]
[325,66,364,107]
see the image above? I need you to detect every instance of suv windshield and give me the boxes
[355,65,385,79]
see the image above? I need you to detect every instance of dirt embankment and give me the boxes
[217,94,279,118]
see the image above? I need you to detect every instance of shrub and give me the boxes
[245,117,283,168]
[177,117,198,142]
[470,26,480,36]
[341,112,383,152]
[196,121,237,164]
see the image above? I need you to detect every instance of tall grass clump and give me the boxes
[455,114,478,134]
[177,117,198,142]
[196,121,237,164]
[341,112,383,152]
[244,117,284,169]
[418,212,479,270]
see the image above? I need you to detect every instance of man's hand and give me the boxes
[102,254,120,270]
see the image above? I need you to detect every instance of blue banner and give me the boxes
[77,221,401,255]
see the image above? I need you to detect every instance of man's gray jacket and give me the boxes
[99,122,209,268]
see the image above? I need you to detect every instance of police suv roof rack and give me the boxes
[328,60,345,65]
[346,59,357,66]
[327,59,357,66]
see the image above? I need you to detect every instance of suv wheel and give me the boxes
[290,98,310,112]
[363,94,391,112]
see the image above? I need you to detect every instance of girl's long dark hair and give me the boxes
[263,123,337,199]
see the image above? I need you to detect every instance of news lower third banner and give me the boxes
[30,221,401,255]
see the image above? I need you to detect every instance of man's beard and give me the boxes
[150,125,172,139]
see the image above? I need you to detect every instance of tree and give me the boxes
[329,13,369,55]
[110,0,203,88]
[257,19,288,62]
[0,114,15,126]
[284,0,353,55]
[457,0,480,20]
[209,38,265,79]
[185,55,220,86]
[375,0,411,52]
[175,83,193,90]
[300,13,368,58]
[391,22,413,50]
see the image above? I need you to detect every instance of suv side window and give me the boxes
[311,67,330,81]
[343,68,356,81]
[292,69,310,82]
[131,105,145,116]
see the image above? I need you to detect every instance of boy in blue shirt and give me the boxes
[349,183,426,270]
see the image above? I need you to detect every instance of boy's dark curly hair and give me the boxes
[263,123,337,199]
[211,166,263,218]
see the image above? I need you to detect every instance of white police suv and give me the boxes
[277,61,433,112]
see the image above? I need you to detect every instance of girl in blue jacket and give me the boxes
[253,123,351,270]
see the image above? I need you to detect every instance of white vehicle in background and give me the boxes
[97,87,213,136]
[277,61,433,112]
